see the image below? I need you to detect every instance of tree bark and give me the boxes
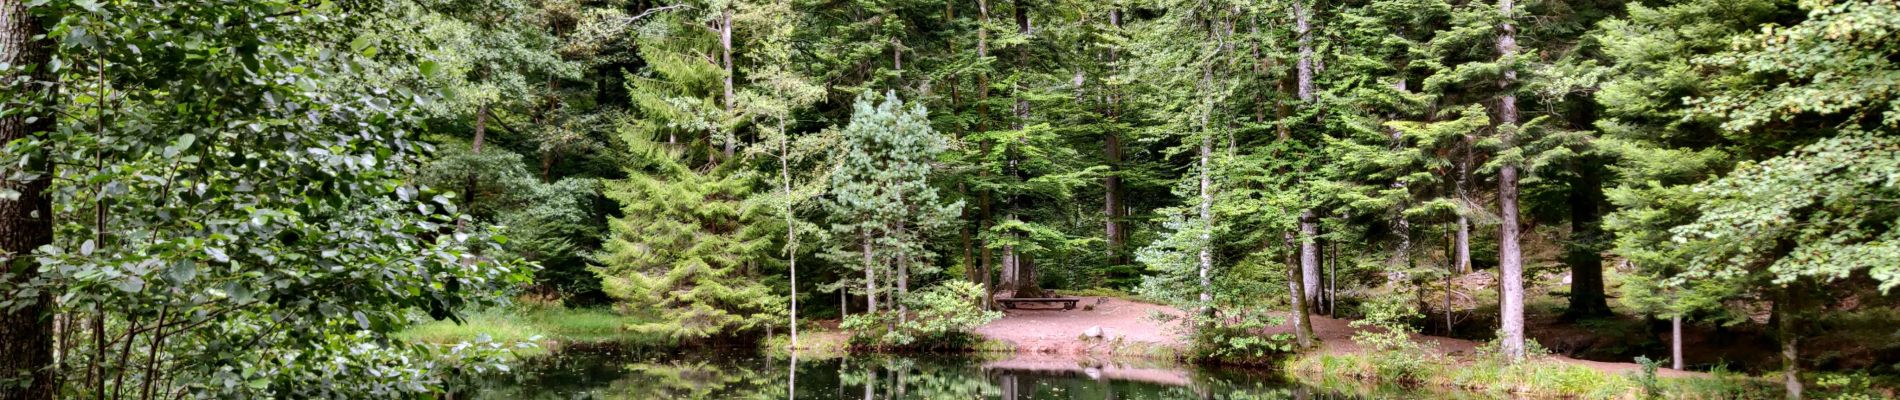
[1299,211,1320,307]
[1002,0,1041,299]
[1563,157,1611,319]
[1,2,56,397]
[780,119,798,348]
[1293,1,1322,309]
[1456,134,1473,273]
[1196,130,1213,320]
[1196,18,1216,321]
[1494,0,1527,362]
[976,0,995,309]
[720,7,735,160]
[1778,288,1804,399]
[863,232,877,314]
[458,104,490,232]
[1285,234,1314,349]
[1671,314,1684,370]
[1103,8,1126,268]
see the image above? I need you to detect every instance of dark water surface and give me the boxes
[459,345,1451,399]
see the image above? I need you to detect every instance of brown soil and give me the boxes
[974,297,1186,355]
[975,297,1705,378]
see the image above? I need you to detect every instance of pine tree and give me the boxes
[592,161,785,343]
[824,91,961,322]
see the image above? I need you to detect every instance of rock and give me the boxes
[1084,326,1103,338]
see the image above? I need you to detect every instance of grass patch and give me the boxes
[396,306,666,355]
[1286,351,1777,399]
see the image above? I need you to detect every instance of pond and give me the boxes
[456,345,1465,399]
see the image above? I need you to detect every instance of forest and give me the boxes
[1,0,1897,398]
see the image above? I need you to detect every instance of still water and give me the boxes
[458,345,1448,399]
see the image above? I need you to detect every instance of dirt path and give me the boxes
[974,297,1186,354]
[975,297,1704,378]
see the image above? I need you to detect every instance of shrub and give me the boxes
[1349,291,1434,383]
[843,281,1002,349]
[1186,308,1294,363]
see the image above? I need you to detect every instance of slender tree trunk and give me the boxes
[1456,135,1473,273]
[1778,288,1804,399]
[457,104,491,233]
[0,2,56,397]
[1564,157,1610,319]
[1494,0,1527,362]
[863,232,877,314]
[1299,211,1320,308]
[1328,219,1338,316]
[976,0,996,309]
[1196,130,1213,321]
[780,119,798,349]
[1671,313,1684,370]
[720,7,735,160]
[1293,1,1322,309]
[1195,17,1216,321]
[1103,9,1126,268]
[1285,234,1314,349]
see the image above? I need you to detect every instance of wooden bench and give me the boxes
[997,298,1080,310]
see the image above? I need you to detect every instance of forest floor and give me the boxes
[973,296,1707,378]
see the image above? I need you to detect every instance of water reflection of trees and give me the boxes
[465,351,1362,399]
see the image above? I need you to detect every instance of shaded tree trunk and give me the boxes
[1494,0,1527,362]
[1300,211,1320,307]
[720,7,735,160]
[1293,1,1321,308]
[1456,133,1473,273]
[1564,157,1611,319]
[1671,314,1684,370]
[976,0,996,309]
[1285,234,1315,349]
[1103,9,1126,268]
[1778,287,1805,399]
[0,2,56,397]
[863,233,878,314]
[780,119,798,348]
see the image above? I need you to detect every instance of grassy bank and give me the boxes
[395,306,664,357]
[1285,351,1784,399]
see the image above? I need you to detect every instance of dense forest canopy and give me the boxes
[1,0,1896,398]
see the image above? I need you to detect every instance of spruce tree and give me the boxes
[592,160,785,343]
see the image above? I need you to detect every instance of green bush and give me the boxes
[843,281,1002,349]
[1349,291,1434,383]
[1187,308,1294,362]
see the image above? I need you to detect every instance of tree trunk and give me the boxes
[1778,288,1804,399]
[0,1,56,397]
[1285,234,1314,349]
[1294,1,1322,309]
[1196,26,1215,321]
[720,7,735,160]
[458,104,490,233]
[780,119,798,348]
[1294,1,1314,103]
[897,244,908,325]
[1671,314,1684,370]
[1456,134,1473,273]
[1103,9,1126,268]
[1003,0,1041,299]
[1299,211,1320,308]
[976,0,995,309]
[1494,0,1527,362]
[863,232,877,314]
[1564,157,1611,319]
[1196,132,1213,320]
